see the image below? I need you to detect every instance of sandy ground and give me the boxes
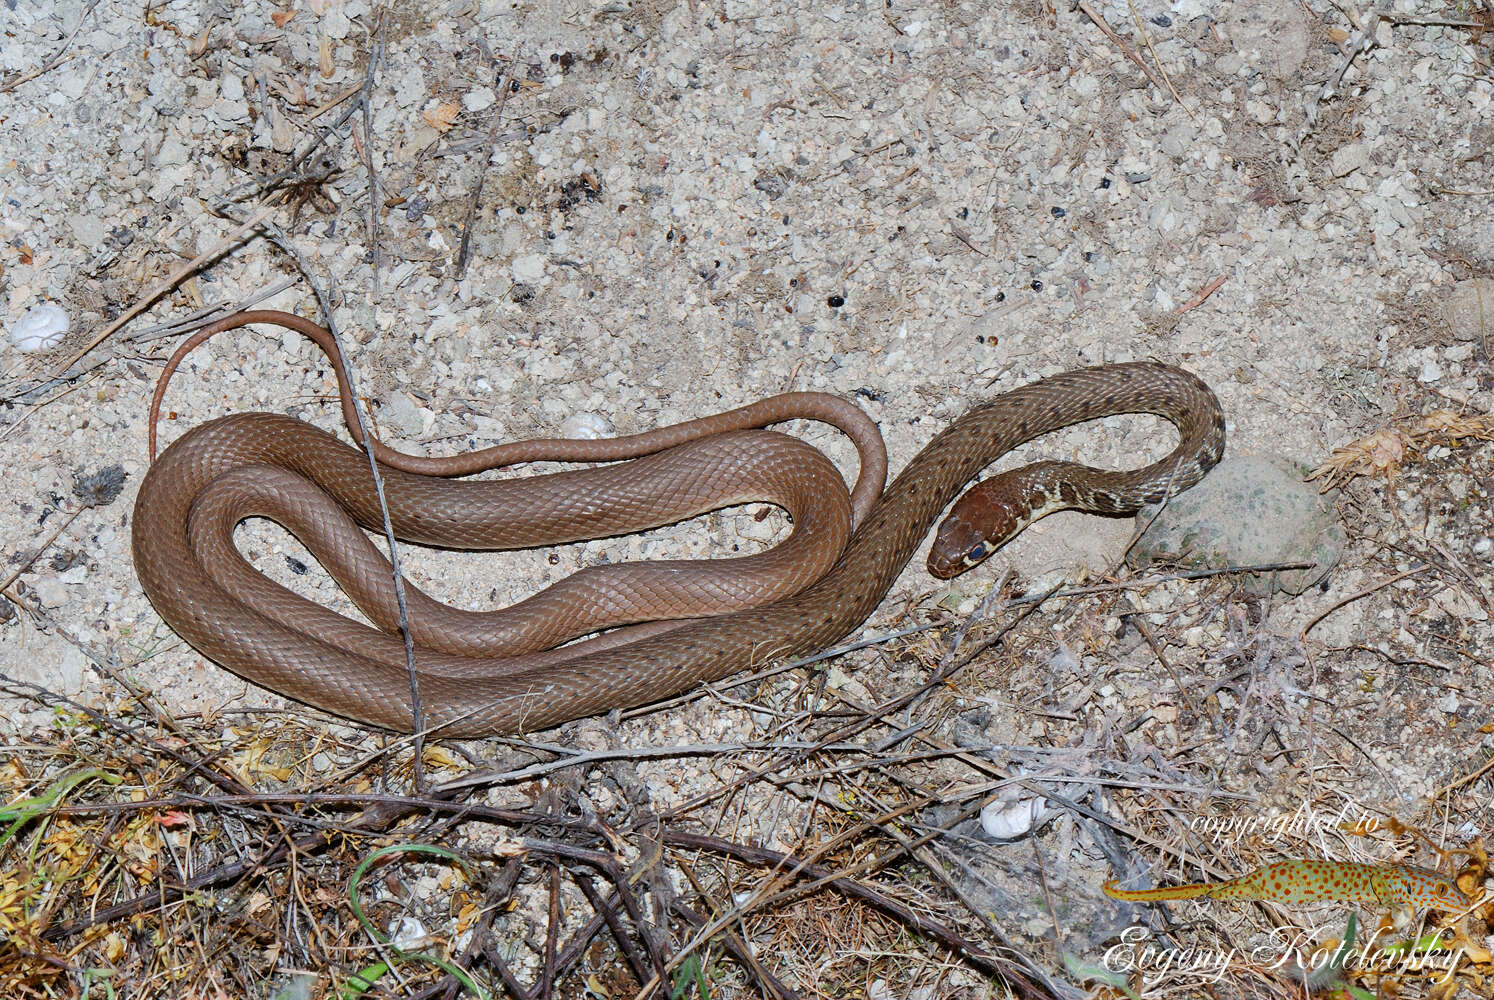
[3,0,1493,996]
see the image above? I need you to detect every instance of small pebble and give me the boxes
[560,412,611,439]
[981,796,1045,839]
[511,253,546,283]
[389,916,433,951]
[9,302,69,353]
[32,576,71,607]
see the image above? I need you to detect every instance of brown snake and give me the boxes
[133,311,1225,736]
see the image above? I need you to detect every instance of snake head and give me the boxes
[927,485,1023,579]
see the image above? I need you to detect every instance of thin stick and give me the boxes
[358,15,387,296]
[0,0,100,94]
[1435,751,1494,799]
[0,367,106,442]
[52,204,277,378]
[1126,0,1191,114]
[455,52,519,278]
[0,509,84,594]
[1300,564,1430,638]
[1077,1,1172,99]
[211,212,427,787]
[1174,274,1228,316]
[1004,560,1314,606]
[128,278,300,343]
[658,831,1052,999]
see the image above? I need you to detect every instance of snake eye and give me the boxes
[962,542,990,566]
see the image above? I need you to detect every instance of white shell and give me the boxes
[9,303,70,353]
[560,411,611,440]
[980,790,1055,841]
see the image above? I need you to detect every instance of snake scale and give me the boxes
[133,311,1225,736]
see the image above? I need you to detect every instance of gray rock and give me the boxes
[268,972,317,1000]
[24,644,88,695]
[1330,143,1369,179]
[382,391,427,439]
[1442,278,1493,345]
[32,576,70,607]
[1223,0,1310,82]
[1129,454,1344,596]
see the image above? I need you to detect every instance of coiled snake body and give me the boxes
[133,311,1225,736]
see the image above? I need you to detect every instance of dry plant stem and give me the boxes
[38,790,444,940]
[0,668,431,938]
[618,622,941,721]
[1174,274,1228,315]
[455,52,520,278]
[0,601,248,787]
[790,772,1048,991]
[358,14,386,296]
[0,0,100,94]
[0,509,85,595]
[1436,752,1494,799]
[571,874,652,986]
[33,764,1058,992]
[665,784,1026,990]
[1300,564,1431,637]
[1128,612,1193,712]
[126,277,301,343]
[3,281,295,406]
[52,203,278,378]
[217,85,365,207]
[661,830,1053,1000]
[674,861,802,1000]
[627,564,1284,841]
[1305,2,1384,132]
[1077,1,1171,98]
[621,562,1304,727]
[941,569,1014,660]
[216,216,428,782]
[0,368,105,442]
[1125,0,1191,113]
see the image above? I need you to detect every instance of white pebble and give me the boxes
[1419,360,1443,383]
[32,576,70,607]
[980,795,1050,840]
[388,916,432,951]
[560,412,612,439]
[511,253,546,283]
[9,302,69,353]
[463,86,495,112]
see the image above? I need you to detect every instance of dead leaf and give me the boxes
[421,101,460,132]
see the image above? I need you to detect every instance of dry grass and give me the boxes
[7,531,1492,999]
